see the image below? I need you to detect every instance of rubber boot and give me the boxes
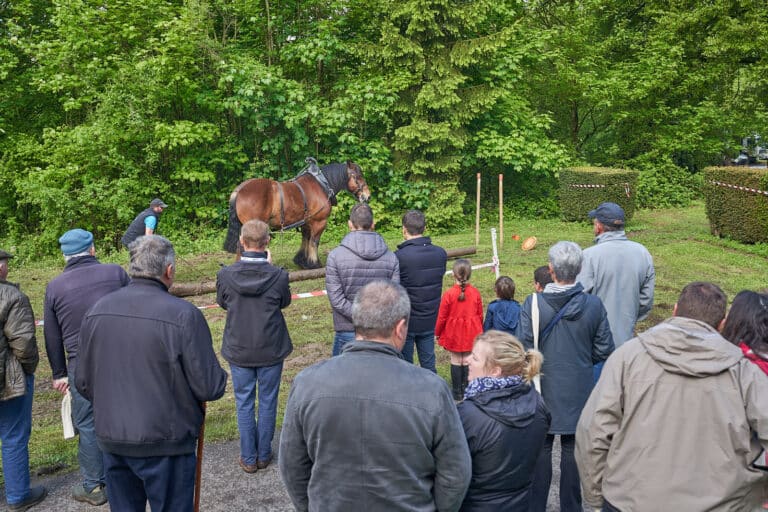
[461,365,470,399]
[450,364,464,401]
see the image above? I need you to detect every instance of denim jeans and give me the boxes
[0,374,34,506]
[69,368,104,491]
[230,362,283,464]
[401,331,437,373]
[529,434,581,512]
[103,451,195,511]
[332,331,355,357]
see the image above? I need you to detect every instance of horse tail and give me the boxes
[223,189,242,253]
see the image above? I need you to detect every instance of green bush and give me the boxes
[703,166,768,244]
[559,167,639,222]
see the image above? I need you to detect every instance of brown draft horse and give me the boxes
[224,160,371,269]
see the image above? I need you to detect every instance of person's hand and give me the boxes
[52,377,69,394]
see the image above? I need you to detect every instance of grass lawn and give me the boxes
[8,200,768,479]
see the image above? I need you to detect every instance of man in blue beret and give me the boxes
[43,229,129,505]
[121,198,167,249]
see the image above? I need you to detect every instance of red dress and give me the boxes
[435,284,484,352]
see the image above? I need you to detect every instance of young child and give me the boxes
[533,265,553,292]
[435,259,484,401]
[483,276,521,335]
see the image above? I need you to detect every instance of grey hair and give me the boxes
[128,235,175,280]
[548,241,583,283]
[64,249,92,262]
[352,281,411,339]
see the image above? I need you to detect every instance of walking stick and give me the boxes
[194,402,207,512]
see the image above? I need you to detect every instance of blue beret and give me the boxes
[59,229,94,256]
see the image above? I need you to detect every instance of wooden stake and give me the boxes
[498,174,504,249]
[475,173,481,246]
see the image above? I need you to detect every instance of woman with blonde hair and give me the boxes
[457,330,551,511]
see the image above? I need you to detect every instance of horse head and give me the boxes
[346,161,370,202]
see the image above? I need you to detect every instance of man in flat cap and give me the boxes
[44,229,129,505]
[0,249,47,510]
[577,202,655,352]
[121,198,168,248]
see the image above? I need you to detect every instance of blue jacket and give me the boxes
[43,255,129,378]
[395,236,447,333]
[483,299,521,335]
[458,384,550,511]
[76,278,227,457]
[517,284,614,433]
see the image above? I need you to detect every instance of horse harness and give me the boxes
[274,173,332,232]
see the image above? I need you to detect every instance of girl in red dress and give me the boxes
[435,259,484,400]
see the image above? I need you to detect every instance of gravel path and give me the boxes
[16,433,578,511]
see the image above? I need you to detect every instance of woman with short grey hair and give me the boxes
[516,241,614,512]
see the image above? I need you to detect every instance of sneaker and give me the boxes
[72,484,108,506]
[256,455,273,470]
[8,486,47,511]
[239,457,258,474]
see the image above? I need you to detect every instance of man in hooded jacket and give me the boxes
[325,203,399,356]
[576,282,768,512]
[216,219,292,473]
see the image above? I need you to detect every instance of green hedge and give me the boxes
[559,167,639,222]
[703,166,768,244]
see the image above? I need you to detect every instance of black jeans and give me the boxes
[529,434,582,512]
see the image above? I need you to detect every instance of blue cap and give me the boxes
[59,229,94,256]
[588,202,625,227]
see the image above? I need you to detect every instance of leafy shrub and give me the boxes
[559,167,639,222]
[703,166,768,244]
[634,160,700,208]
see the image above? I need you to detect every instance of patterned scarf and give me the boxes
[464,375,524,400]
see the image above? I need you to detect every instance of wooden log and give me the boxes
[170,246,477,297]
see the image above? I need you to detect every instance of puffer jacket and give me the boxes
[0,281,39,401]
[457,383,550,511]
[325,231,399,332]
[216,253,292,367]
[517,283,614,433]
[576,316,768,511]
[395,236,447,333]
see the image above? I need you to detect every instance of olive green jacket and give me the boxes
[0,280,38,400]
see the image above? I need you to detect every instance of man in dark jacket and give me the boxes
[76,235,227,511]
[121,197,167,248]
[44,229,129,505]
[0,250,47,511]
[516,241,614,512]
[325,203,399,356]
[280,281,471,511]
[217,219,292,474]
[394,209,447,372]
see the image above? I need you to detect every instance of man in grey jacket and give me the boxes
[325,203,399,356]
[577,202,655,348]
[279,281,471,512]
[576,282,768,512]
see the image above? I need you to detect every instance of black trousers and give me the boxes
[529,434,582,512]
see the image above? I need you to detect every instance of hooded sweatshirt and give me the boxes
[325,230,399,332]
[576,316,768,511]
[216,253,292,367]
[458,384,551,511]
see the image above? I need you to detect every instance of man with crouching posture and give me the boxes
[280,280,471,511]
[76,235,227,511]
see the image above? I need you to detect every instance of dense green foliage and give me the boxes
[703,166,768,243]
[1,0,766,254]
[559,167,638,221]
